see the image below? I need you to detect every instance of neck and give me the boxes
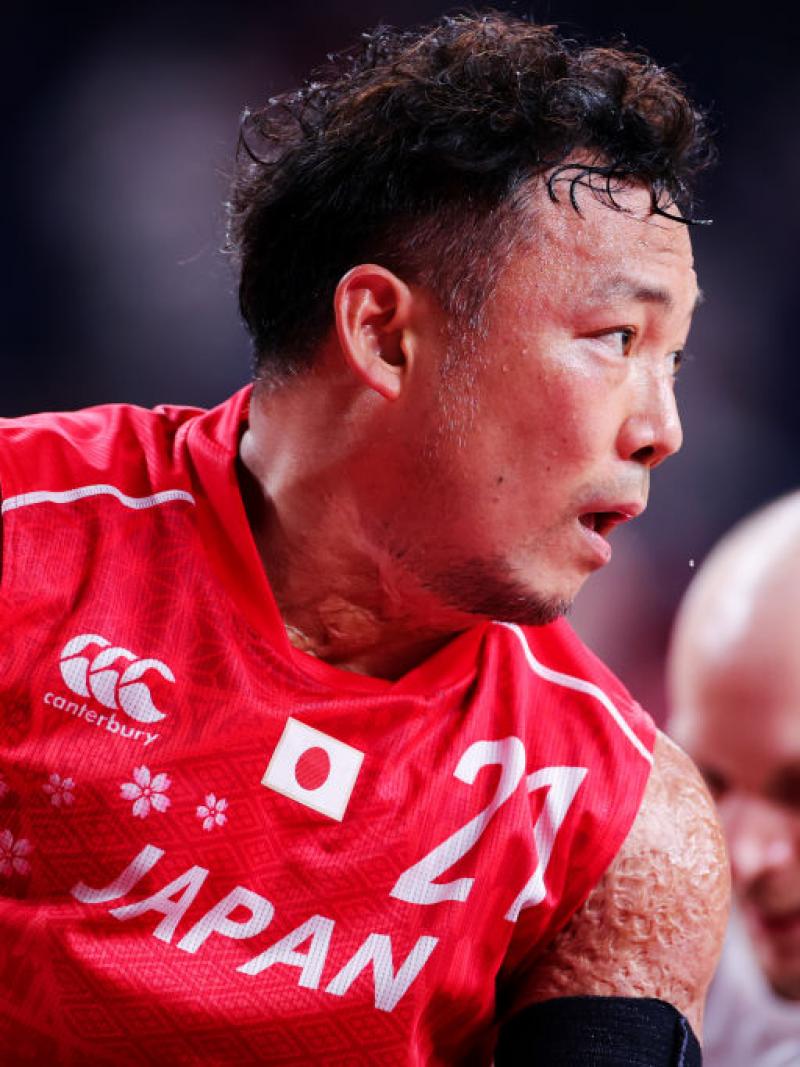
[237,388,474,679]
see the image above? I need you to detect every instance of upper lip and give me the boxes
[578,502,645,537]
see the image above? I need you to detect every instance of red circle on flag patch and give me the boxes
[294,746,331,791]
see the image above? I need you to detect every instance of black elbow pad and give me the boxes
[495,995,702,1066]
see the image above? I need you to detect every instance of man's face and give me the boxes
[670,624,800,999]
[376,179,698,624]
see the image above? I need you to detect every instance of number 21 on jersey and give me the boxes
[389,737,587,922]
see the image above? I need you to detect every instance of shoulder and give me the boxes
[492,620,661,976]
[0,401,205,502]
[495,619,657,853]
[0,400,201,462]
[504,730,730,1035]
[495,619,655,744]
[0,401,206,581]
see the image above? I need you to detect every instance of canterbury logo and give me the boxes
[59,635,174,724]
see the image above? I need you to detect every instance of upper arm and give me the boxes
[505,731,730,1037]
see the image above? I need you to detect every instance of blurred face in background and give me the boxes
[670,585,800,999]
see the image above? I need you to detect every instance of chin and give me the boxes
[754,936,800,1001]
[493,594,572,627]
[458,585,573,627]
[423,554,575,626]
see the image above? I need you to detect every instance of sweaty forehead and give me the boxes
[669,495,800,784]
[491,177,699,325]
[670,616,800,788]
[672,534,800,711]
[534,180,695,267]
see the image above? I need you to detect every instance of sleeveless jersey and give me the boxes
[0,388,656,1066]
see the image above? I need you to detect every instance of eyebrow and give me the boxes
[589,275,705,315]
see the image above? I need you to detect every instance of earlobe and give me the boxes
[333,265,414,401]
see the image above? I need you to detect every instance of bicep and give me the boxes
[504,731,730,1037]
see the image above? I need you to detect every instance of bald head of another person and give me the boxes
[668,492,800,1000]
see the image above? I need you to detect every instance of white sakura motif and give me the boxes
[120,766,171,819]
[196,793,228,831]
[43,773,76,808]
[0,829,32,877]
[0,772,8,801]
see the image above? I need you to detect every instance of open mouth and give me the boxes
[754,907,800,936]
[578,511,628,538]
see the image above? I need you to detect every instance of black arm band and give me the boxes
[494,996,702,1066]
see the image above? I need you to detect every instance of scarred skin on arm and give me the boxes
[511,731,730,1038]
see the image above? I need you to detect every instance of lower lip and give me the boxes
[752,908,800,940]
[577,520,613,565]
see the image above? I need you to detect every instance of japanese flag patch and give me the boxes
[262,717,365,821]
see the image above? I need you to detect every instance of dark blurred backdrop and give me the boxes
[4,2,798,719]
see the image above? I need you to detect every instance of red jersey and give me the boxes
[0,388,656,1065]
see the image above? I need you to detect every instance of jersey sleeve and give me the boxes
[0,402,202,599]
[493,620,657,1002]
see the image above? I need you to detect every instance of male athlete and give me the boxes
[0,13,727,1065]
[668,493,800,1066]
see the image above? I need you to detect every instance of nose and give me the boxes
[616,367,683,468]
[723,793,799,888]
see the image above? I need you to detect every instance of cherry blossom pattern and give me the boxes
[196,794,228,831]
[0,772,8,801]
[0,829,32,877]
[120,766,171,819]
[43,773,76,808]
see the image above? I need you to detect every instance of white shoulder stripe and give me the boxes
[497,621,654,765]
[1,484,196,514]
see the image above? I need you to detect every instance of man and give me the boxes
[668,492,800,1066]
[0,12,727,1065]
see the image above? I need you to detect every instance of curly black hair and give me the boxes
[227,11,713,379]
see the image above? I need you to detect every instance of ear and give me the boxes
[333,265,414,401]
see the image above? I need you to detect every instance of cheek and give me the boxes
[720,798,800,873]
[442,349,614,497]
[529,378,610,466]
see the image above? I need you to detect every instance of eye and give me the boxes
[670,349,684,378]
[593,327,636,355]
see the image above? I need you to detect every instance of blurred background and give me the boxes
[3,2,798,721]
